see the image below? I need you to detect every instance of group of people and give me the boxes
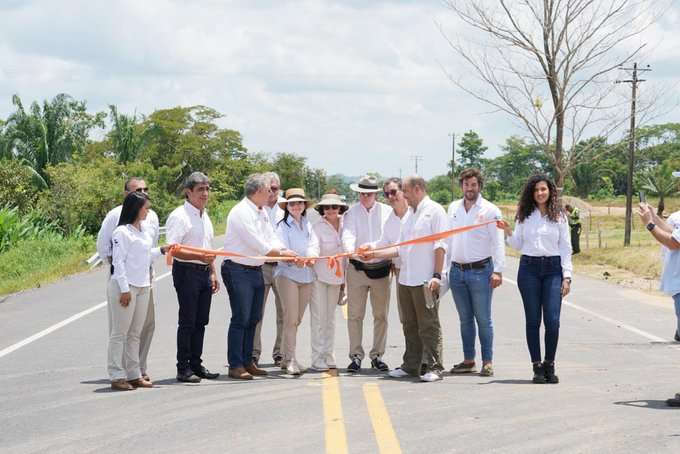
[97,168,575,390]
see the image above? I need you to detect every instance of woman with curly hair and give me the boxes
[500,175,572,384]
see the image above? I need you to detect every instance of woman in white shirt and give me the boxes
[275,188,319,375]
[501,175,572,385]
[310,191,347,371]
[109,192,172,391]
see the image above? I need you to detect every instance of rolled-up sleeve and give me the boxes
[432,207,449,253]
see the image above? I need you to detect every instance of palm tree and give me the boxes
[108,105,150,163]
[642,162,679,216]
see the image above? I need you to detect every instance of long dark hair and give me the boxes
[118,192,150,226]
[515,174,561,223]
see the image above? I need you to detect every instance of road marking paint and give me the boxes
[504,277,666,343]
[321,370,348,454]
[363,383,402,454]
[341,304,348,320]
[0,271,172,359]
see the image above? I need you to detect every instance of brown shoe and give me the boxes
[111,379,135,391]
[128,378,154,388]
[245,363,268,376]
[228,367,253,380]
[142,373,151,381]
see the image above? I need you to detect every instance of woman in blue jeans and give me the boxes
[501,175,572,384]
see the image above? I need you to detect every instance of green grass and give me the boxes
[0,235,95,296]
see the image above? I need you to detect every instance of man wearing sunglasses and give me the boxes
[97,177,160,383]
[342,174,392,373]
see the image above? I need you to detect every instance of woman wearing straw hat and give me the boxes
[275,188,320,375]
[310,190,348,371]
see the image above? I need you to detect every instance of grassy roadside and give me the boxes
[0,200,238,298]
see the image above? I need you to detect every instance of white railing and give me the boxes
[86,226,166,269]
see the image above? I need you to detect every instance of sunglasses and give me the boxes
[270,186,280,193]
[135,187,149,193]
[383,189,398,198]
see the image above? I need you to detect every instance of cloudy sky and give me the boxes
[1,0,678,178]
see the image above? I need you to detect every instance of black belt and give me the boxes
[452,257,491,271]
[225,260,262,271]
[173,260,211,272]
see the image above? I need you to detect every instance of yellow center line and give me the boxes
[363,383,402,454]
[322,369,348,454]
[341,304,348,319]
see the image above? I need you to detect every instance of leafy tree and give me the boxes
[304,167,327,200]
[642,162,679,216]
[485,137,549,196]
[325,174,352,198]
[0,159,42,213]
[108,105,151,163]
[428,174,454,206]
[457,130,487,169]
[272,152,307,189]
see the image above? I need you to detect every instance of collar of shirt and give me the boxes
[184,200,204,218]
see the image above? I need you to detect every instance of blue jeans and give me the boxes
[673,293,680,336]
[221,260,265,368]
[450,260,494,362]
[517,255,563,363]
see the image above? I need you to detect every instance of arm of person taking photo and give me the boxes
[640,204,680,250]
[649,207,675,234]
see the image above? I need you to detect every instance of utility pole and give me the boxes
[449,132,456,196]
[410,155,423,175]
[617,63,650,247]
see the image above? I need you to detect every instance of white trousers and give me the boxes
[107,281,151,381]
[310,281,341,368]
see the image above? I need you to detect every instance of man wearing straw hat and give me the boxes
[342,174,392,373]
[222,173,299,380]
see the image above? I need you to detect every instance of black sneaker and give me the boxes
[532,362,546,384]
[252,356,259,367]
[674,331,680,342]
[347,356,361,373]
[371,357,389,372]
[273,355,283,367]
[543,361,559,384]
[177,369,202,383]
[192,366,220,380]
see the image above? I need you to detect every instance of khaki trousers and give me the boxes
[397,283,443,375]
[107,270,155,375]
[107,282,151,381]
[310,281,341,368]
[346,265,391,361]
[253,263,284,361]
[276,276,313,364]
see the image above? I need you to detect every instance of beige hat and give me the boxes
[315,193,348,214]
[350,174,380,193]
[278,188,310,210]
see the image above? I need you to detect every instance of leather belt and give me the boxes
[225,260,262,271]
[452,257,491,271]
[173,260,211,272]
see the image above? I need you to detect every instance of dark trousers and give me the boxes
[570,224,581,254]
[222,260,265,369]
[172,262,213,372]
[517,255,563,363]
[397,284,443,375]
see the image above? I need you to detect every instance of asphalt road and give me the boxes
[2,242,680,453]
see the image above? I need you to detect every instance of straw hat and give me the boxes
[350,174,380,193]
[315,193,348,215]
[278,188,310,210]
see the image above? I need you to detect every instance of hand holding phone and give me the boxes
[639,190,646,204]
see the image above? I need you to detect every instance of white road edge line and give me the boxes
[0,271,173,359]
[504,277,666,343]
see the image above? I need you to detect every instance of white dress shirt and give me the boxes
[112,224,162,292]
[506,209,573,278]
[398,197,449,286]
[165,201,214,264]
[448,195,505,273]
[375,209,411,269]
[97,205,159,262]
[342,201,390,263]
[313,217,345,285]
[223,197,283,266]
[274,215,319,284]
[264,202,284,227]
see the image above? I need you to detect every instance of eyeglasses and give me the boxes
[270,186,279,193]
[288,201,305,206]
[383,189,398,198]
[135,187,149,193]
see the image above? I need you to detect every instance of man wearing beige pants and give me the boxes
[342,175,392,373]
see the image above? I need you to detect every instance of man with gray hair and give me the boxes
[252,171,285,366]
[166,171,221,383]
[222,173,298,380]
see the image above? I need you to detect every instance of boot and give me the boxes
[543,361,559,384]
[532,362,546,384]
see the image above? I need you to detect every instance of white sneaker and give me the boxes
[388,368,410,378]
[311,363,329,372]
[420,371,443,382]
[287,361,306,375]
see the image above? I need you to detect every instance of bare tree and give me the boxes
[441,0,666,191]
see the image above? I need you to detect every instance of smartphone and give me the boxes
[639,190,646,204]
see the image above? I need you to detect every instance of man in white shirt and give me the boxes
[361,176,448,382]
[222,173,298,380]
[166,172,221,383]
[252,171,286,366]
[448,168,505,377]
[96,177,159,382]
[342,174,392,373]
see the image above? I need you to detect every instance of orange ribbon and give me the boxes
[166,220,499,277]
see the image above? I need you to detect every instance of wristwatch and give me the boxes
[432,272,442,280]
[646,222,656,232]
